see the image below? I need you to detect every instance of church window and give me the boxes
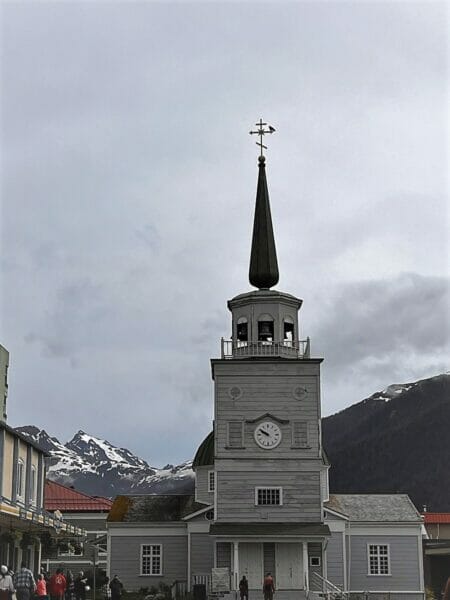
[227,421,244,447]
[255,487,282,506]
[141,544,162,576]
[236,317,248,342]
[368,544,390,575]
[205,509,214,521]
[283,317,294,344]
[291,421,309,447]
[258,315,274,342]
[208,470,215,492]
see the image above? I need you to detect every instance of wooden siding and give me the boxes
[349,535,421,591]
[214,369,321,460]
[216,470,321,522]
[110,535,188,591]
[216,543,231,569]
[190,533,214,574]
[308,542,323,590]
[326,532,344,587]
[195,467,214,505]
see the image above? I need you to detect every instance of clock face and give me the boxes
[254,421,282,449]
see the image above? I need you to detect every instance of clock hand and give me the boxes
[260,429,270,436]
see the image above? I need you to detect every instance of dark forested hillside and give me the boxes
[322,373,450,512]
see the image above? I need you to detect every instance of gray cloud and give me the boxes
[1,2,448,464]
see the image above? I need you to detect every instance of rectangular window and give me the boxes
[255,487,282,506]
[29,466,37,505]
[141,544,162,576]
[16,460,24,499]
[208,471,215,492]
[309,557,321,567]
[227,421,244,447]
[368,544,390,575]
[57,541,84,557]
[292,421,308,447]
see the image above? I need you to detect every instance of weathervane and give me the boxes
[249,118,276,158]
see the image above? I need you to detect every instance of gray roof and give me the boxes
[108,494,206,522]
[210,522,330,537]
[325,494,422,522]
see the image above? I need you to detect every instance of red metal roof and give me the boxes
[44,480,113,512]
[423,513,450,524]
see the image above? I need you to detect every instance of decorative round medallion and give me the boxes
[254,421,282,449]
[293,386,307,400]
[228,386,242,400]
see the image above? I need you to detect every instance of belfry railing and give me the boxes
[221,338,310,359]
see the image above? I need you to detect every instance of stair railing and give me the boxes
[310,572,348,600]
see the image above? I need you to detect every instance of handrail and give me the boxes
[221,338,310,359]
[310,572,347,598]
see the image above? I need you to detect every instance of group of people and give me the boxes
[239,573,275,600]
[0,564,123,600]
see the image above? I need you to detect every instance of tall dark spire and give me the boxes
[249,155,279,289]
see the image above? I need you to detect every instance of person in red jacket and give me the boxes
[49,569,66,600]
[36,574,48,600]
[263,573,275,600]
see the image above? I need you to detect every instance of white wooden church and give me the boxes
[107,130,424,599]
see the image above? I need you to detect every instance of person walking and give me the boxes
[73,573,87,600]
[36,574,48,600]
[239,575,249,600]
[262,573,275,600]
[0,565,15,600]
[100,577,110,600]
[49,569,66,600]
[13,562,36,600]
[108,576,123,600]
[443,578,450,600]
[65,571,74,600]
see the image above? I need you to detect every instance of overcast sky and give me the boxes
[1,2,448,466]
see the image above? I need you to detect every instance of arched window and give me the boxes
[236,317,248,342]
[258,314,274,342]
[30,466,37,505]
[283,317,295,346]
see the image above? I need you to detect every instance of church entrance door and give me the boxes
[275,543,303,589]
[239,543,263,589]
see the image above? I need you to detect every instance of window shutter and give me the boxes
[227,421,244,447]
[292,421,308,447]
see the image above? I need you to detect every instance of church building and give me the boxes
[107,136,424,598]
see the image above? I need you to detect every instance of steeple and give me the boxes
[249,155,279,289]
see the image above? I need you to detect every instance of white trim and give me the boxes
[109,526,186,536]
[302,541,308,589]
[140,543,163,576]
[324,507,349,521]
[106,532,111,579]
[255,487,283,506]
[16,459,25,500]
[187,531,191,592]
[30,466,37,505]
[349,525,422,536]
[418,531,425,591]
[183,504,214,521]
[342,530,347,591]
[367,543,391,576]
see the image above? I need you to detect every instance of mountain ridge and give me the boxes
[16,372,450,509]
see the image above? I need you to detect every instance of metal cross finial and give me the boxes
[249,118,276,158]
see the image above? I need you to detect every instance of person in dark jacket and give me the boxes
[239,576,249,600]
[73,573,87,600]
[109,576,123,600]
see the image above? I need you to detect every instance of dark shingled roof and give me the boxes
[210,522,330,537]
[108,494,206,523]
[249,156,279,290]
[325,494,422,522]
[193,431,214,468]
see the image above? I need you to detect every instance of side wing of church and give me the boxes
[107,148,424,599]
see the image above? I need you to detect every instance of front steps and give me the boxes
[217,590,309,600]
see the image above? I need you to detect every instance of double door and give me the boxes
[275,543,303,589]
[239,543,263,589]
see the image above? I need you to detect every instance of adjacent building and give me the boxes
[422,513,450,598]
[43,480,112,572]
[0,344,83,572]
[107,148,425,598]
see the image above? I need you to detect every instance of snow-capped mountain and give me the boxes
[16,426,194,498]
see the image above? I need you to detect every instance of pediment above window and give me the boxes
[245,412,289,425]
